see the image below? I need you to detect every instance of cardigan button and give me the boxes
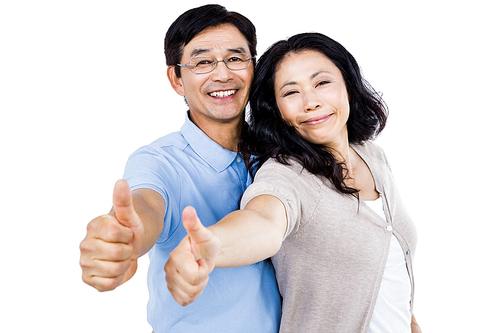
[386,225,393,232]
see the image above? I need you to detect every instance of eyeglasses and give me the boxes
[177,53,254,74]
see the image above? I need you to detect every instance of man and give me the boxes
[79,5,281,332]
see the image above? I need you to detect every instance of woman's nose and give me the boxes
[304,93,322,112]
[306,104,321,111]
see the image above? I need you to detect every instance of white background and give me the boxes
[1,0,498,332]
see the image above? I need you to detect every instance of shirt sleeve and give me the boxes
[123,145,180,243]
[241,160,309,240]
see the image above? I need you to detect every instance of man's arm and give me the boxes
[79,179,165,292]
[164,195,286,306]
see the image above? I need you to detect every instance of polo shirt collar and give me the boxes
[181,112,238,172]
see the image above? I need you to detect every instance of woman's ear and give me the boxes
[167,66,185,96]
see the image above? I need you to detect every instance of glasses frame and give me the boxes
[177,53,255,74]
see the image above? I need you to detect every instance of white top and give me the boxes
[365,197,412,333]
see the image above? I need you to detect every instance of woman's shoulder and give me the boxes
[260,157,322,180]
[260,157,305,173]
[352,140,388,163]
[257,157,324,189]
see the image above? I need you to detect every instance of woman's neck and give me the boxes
[327,129,352,172]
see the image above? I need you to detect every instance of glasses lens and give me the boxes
[225,53,252,70]
[189,57,215,74]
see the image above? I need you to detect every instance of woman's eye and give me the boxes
[283,90,298,97]
[317,80,331,86]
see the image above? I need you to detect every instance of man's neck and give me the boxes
[189,112,243,152]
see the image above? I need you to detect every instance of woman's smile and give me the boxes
[301,113,334,125]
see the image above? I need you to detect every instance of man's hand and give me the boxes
[165,206,220,306]
[80,179,145,291]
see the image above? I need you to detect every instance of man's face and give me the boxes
[170,24,254,128]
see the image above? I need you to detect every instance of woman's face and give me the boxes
[274,50,350,150]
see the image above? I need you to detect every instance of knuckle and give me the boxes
[186,284,201,299]
[104,222,122,239]
[79,237,94,253]
[79,239,88,253]
[87,216,104,233]
[79,256,88,270]
[188,273,203,286]
[98,280,118,292]
[109,261,128,277]
[81,273,92,285]
[100,275,122,291]
[109,243,132,261]
[86,221,95,234]
[107,245,124,260]
[164,264,173,276]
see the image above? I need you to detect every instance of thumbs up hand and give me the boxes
[165,206,220,306]
[80,179,145,291]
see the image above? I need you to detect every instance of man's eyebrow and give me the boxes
[190,48,211,58]
[228,47,247,54]
[189,47,249,58]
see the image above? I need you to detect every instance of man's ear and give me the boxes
[167,66,185,96]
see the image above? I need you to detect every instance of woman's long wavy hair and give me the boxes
[240,32,388,195]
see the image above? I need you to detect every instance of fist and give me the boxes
[165,206,220,306]
[80,180,143,291]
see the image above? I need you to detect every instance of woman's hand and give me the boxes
[164,206,220,306]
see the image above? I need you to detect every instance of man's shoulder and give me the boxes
[148,130,188,152]
[126,130,190,171]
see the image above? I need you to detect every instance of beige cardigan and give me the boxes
[241,141,417,333]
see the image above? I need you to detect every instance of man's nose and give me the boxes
[211,61,234,81]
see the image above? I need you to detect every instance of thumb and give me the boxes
[182,206,214,260]
[113,179,141,228]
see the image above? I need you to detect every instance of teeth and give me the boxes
[209,90,236,98]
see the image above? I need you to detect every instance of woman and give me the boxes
[165,32,421,333]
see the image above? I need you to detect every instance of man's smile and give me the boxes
[208,89,237,98]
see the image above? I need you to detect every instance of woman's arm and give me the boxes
[211,194,287,267]
[411,314,422,333]
[164,194,287,306]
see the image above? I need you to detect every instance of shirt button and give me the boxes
[236,157,242,163]
[386,225,393,232]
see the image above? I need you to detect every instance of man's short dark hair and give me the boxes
[165,4,257,78]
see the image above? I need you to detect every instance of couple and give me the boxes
[79,4,421,333]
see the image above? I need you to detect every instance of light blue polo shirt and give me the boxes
[123,113,281,333]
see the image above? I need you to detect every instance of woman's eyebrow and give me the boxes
[311,70,329,79]
[279,81,297,91]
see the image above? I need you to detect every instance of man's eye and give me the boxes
[195,59,213,66]
[227,56,244,63]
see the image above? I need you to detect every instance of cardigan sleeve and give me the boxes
[241,158,322,239]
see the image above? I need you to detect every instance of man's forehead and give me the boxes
[182,24,249,58]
